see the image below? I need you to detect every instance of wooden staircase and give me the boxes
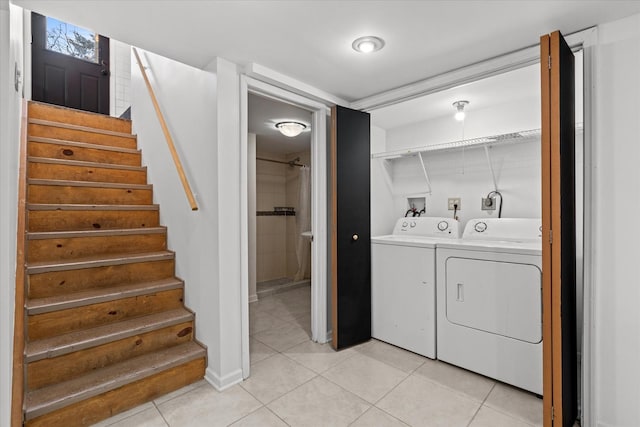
[20,102,206,427]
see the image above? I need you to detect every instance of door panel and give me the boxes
[32,13,109,114]
[331,105,371,350]
[541,30,577,427]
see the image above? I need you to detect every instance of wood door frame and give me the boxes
[239,75,329,379]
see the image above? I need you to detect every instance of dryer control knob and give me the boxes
[474,222,487,232]
[437,221,449,231]
[410,221,416,227]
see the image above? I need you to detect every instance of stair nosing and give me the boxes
[29,136,140,154]
[29,118,137,139]
[26,251,175,274]
[29,101,132,125]
[28,156,147,172]
[25,306,192,362]
[26,277,182,315]
[27,203,160,211]
[27,226,166,240]
[28,178,152,190]
[25,342,205,420]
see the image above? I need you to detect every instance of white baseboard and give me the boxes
[205,367,243,391]
[248,293,258,304]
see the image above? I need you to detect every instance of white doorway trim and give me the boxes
[240,75,330,379]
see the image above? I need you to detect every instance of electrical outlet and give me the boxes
[481,197,496,210]
[448,198,461,210]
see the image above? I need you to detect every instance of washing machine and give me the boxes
[436,218,542,394]
[371,217,460,358]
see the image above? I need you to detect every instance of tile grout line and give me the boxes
[152,400,171,427]
[465,382,496,427]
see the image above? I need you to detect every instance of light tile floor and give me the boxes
[95,285,545,427]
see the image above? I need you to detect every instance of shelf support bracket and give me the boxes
[380,159,398,196]
[483,145,498,192]
[417,152,432,194]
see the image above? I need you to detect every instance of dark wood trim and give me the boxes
[540,33,553,427]
[12,99,29,427]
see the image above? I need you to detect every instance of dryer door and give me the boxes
[445,257,542,344]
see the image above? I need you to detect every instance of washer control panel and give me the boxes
[463,218,542,241]
[393,217,460,238]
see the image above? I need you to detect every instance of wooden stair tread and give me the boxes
[28,178,152,190]
[29,136,140,154]
[26,277,183,315]
[27,251,175,274]
[29,101,132,128]
[25,306,192,362]
[25,341,205,420]
[28,203,159,211]
[28,156,147,172]
[27,226,166,240]
[29,118,136,139]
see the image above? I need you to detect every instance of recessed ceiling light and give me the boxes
[453,100,469,121]
[352,36,385,54]
[275,121,307,137]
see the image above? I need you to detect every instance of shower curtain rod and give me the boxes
[256,157,307,167]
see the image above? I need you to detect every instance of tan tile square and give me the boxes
[249,310,290,335]
[252,320,311,352]
[241,353,316,404]
[377,375,480,427]
[92,402,158,427]
[283,340,356,373]
[350,406,408,426]
[250,336,277,364]
[100,407,168,427]
[323,353,407,403]
[268,376,370,426]
[230,407,288,426]
[415,359,495,402]
[355,339,426,373]
[469,406,534,427]
[484,383,543,426]
[157,384,261,427]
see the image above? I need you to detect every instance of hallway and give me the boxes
[95,286,543,426]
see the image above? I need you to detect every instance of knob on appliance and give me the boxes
[437,221,449,231]
[474,222,487,232]
[402,221,408,227]
[410,221,416,228]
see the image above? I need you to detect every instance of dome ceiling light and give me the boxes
[352,36,385,54]
[275,121,307,137]
[453,100,469,121]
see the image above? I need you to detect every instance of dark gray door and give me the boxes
[330,105,371,350]
[32,13,110,114]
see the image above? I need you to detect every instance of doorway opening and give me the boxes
[240,77,329,378]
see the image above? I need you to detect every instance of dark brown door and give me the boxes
[541,30,577,427]
[331,105,371,350]
[32,13,110,114]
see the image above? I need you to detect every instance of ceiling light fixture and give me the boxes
[352,36,385,54]
[275,121,307,137]
[453,100,469,121]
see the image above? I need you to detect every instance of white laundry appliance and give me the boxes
[436,218,542,394]
[371,217,461,358]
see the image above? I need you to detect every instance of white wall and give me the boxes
[590,13,640,427]
[130,49,222,386]
[370,124,395,236]
[248,133,257,303]
[109,39,131,117]
[382,98,542,226]
[0,3,24,425]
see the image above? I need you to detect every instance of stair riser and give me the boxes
[29,162,147,185]
[28,289,184,340]
[29,103,132,134]
[29,141,141,166]
[27,321,194,390]
[28,209,160,232]
[25,358,205,427]
[29,123,137,149]
[27,233,167,263]
[28,259,175,298]
[28,185,153,205]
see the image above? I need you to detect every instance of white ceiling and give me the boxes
[371,62,540,130]
[15,1,640,102]
[249,94,311,155]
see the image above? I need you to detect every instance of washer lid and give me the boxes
[371,235,439,248]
